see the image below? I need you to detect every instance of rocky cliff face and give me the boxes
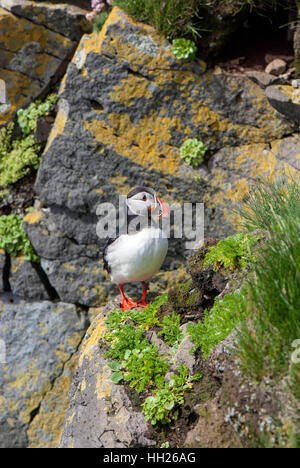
[0,4,299,448]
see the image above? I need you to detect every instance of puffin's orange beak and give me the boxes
[157,197,170,218]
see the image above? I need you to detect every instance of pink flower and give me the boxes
[95,2,105,12]
[91,0,100,8]
[86,11,97,21]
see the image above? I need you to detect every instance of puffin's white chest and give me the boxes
[106,227,168,284]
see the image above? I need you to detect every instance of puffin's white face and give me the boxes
[126,190,157,217]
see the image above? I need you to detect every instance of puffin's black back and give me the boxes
[127,186,155,199]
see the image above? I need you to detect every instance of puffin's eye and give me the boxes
[142,195,147,201]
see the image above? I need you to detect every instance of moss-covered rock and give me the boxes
[59,303,156,448]
[0,7,75,126]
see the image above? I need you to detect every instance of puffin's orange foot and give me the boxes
[136,299,149,308]
[121,296,138,311]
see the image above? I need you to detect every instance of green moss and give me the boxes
[93,11,109,32]
[169,279,201,310]
[187,289,246,359]
[0,214,39,262]
[17,94,57,137]
[0,134,41,187]
[180,138,207,167]
[172,38,197,60]
[158,312,184,346]
[0,94,57,188]
[203,233,260,271]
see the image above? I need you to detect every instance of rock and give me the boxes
[265,54,294,65]
[265,85,300,125]
[41,256,108,307]
[173,333,196,374]
[187,238,228,297]
[265,59,287,77]
[9,255,52,301]
[59,308,156,448]
[265,59,287,76]
[22,208,110,306]
[0,7,76,126]
[185,395,241,448]
[0,293,88,448]
[204,136,300,234]
[28,6,295,300]
[292,79,300,88]
[26,353,79,448]
[245,71,280,89]
[1,0,92,41]
[0,250,6,292]
[34,117,54,145]
[145,330,170,358]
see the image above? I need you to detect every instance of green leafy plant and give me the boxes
[104,296,202,424]
[107,362,124,384]
[17,94,57,137]
[160,441,170,448]
[93,11,109,32]
[129,293,167,329]
[187,289,247,359]
[203,233,260,271]
[122,345,169,393]
[0,214,39,262]
[158,312,184,346]
[0,94,57,188]
[172,38,197,60]
[104,323,147,361]
[142,365,196,425]
[180,138,207,167]
[0,135,41,187]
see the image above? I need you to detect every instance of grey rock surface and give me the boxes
[0,293,87,448]
[10,256,51,301]
[266,85,300,125]
[1,0,92,41]
[245,70,280,89]
[265,58,287,76]
[0,251,6,293]
[173,334,196,374]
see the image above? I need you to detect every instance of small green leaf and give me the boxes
[111,371,123,384]
[107,361,122,371]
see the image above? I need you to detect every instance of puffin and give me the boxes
[103,186,170,311]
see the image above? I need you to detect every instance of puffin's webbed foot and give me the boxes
[119,285,138,311]
[121,296,138,311]
[137,282,149,308]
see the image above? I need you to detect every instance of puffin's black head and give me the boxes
[126,186,169,218]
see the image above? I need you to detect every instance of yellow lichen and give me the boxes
[23,210,43,225]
